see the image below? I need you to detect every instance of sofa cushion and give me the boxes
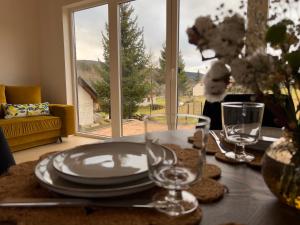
[5,86,41,104]
[0,85,6,118]
[0,116,61,139]
[28,102,50,116]
[3,104,28,119]
[0,85,6,104]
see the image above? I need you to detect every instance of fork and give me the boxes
[209,130,227,154]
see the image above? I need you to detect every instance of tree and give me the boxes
[158,44,188,96]
[94,3,150,119]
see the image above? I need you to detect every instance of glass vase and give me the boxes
[262,131,300,210]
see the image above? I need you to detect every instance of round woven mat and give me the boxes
[188,136,220,155]
[246,152,263,169]
[217,223,245,225]
[204,164,221,179]
[187,136,196,144]
[163,144,222,179]
[0,162,204,225]
[214,152,244,165]
[214,152,263,169]
[190,178,225,203]
[0,207,203,225]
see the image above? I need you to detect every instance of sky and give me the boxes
[73,0,247,73]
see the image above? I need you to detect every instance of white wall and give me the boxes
[78,85,94,126]
[39,0,84,104]
[0,0,40,86]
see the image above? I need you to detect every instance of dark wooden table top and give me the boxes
[111,130,300,225]
[201,156,300,225]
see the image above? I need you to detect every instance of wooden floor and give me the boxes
[13,135,102,164]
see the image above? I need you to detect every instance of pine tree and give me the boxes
[158,44,188,96]
[94,3,150,119]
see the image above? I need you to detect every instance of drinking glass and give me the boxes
[144,114,210,216]
[221,102,264,162]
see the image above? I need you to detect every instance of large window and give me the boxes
[66,0,269,138]
[73,4,111,137]
[119,0,166,136]
[178,0,248,115]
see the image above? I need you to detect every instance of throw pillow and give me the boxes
[27,102,50,116]
[3,104,28,119]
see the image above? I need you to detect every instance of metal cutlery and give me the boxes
[0,198,155,208]
[261,136,279,142]
[209,130,227,153]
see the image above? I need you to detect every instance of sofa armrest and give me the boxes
[49,104,75,137]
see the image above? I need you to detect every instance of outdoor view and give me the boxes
[73,0,248,137]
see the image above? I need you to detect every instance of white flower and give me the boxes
[219,14,245,43]
[194,16,214,35]
[203,61,230,102]
[208,61,230,80]
[230,53,276,92]
[230,58,257,90]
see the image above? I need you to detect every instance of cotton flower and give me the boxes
[219,14,245,43]
[194,16,215,35]
[249,53,277,91]
[187,16,217,51]
[230,58,256,90]
[203,61,230,102]
[208,15,245,62]
[230,53,278,92]
[186,27,201,46]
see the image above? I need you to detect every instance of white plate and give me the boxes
[35,155,155,198]
[52,142,171,185]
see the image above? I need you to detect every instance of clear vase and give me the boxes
[262,131,300,210]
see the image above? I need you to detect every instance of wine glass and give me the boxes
[221,102,264,162]
[144,114,210,216]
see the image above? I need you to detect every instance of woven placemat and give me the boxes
[0,206,203,225]
[214,152,244,165]
[190,178,226,203]
[162,144,222,179]
[204,164,221,179]
[0,161,203,225]
[217,223,245,225]
[188,136,220,155]
[214,151,263,169]
[247,152,263,169]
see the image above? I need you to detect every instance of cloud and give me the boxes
[73,0,243,71]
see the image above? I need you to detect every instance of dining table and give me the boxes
[0,128,300,225]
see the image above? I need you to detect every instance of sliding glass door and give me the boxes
[73,4,112,137]
[119,0,166,136]
[67,0,268,138]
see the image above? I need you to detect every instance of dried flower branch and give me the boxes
[187,0,300,133]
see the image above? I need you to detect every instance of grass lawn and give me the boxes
[136,95,206,116]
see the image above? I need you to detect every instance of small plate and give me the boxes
[52,142,176,185]
[35,155,155,198]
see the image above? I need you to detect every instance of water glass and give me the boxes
[221,102,264,162]
[144,114,210,216]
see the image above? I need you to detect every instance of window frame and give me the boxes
[63,0,269,138]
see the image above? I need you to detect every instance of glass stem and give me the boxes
[167,189,183,203]
[234,144,245,160]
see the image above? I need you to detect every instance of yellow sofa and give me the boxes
[0,85,75,152]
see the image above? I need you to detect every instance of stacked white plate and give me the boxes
[34,142,175,198]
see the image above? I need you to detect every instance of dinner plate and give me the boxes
[52,142,172,185]
[35,155,155,198]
